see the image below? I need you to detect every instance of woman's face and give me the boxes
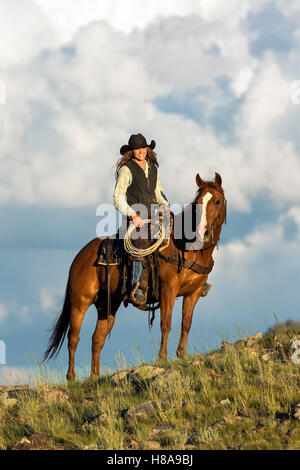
[133,147,148,161]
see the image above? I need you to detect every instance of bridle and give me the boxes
[158,191,227,274]
[206,192,227,246]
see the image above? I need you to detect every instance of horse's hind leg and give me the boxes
[91,299,121,377]
[67,302,90,382]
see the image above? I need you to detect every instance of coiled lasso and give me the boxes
[124,218,166,257]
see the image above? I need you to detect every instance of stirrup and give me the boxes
[130,282,147,305]
[201,283,212,297]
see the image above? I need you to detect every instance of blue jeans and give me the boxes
[131,261,143,293]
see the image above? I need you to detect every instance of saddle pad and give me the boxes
[97,238,124,265]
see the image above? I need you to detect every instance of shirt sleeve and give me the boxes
[155,174,169,206]
[113,166,136,217]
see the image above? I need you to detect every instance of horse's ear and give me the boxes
[196,174,205,188]
[215,172,222,186]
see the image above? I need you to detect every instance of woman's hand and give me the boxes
[132,213,144,228]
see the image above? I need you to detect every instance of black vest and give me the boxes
[125,159,157,217]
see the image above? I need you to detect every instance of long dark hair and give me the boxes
[115,148,159,179]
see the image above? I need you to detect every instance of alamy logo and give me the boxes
[291,339,300,365]
[0,340,6,365]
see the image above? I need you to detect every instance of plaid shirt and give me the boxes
[113,161,169,217]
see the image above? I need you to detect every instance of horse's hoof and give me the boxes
[158,353,168,361]
[176,349,186,359]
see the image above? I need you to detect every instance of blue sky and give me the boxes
[1,0,300,384]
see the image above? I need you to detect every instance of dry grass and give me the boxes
[0,321,299,450]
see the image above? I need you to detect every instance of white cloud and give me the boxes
[0,301,31,326]
[276,0,300,18]
[0,2,299,216]
[34,0,268,36]
[286,206,300,230]
[207,208,300,322]
[40,286,63,311]
[0,0,59,69]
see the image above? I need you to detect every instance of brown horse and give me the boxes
[44,172,226,381]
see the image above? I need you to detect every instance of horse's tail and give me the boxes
[43,282,71,362]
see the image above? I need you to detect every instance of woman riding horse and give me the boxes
[43,141,226,381]
[113,133,170,305]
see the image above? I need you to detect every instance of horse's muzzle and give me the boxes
[197,226,212,243]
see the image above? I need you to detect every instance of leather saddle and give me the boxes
[95,236,161,313]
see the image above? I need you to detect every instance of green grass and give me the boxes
[0,321,299,450]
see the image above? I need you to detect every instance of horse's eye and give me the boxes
[215,200,220,205]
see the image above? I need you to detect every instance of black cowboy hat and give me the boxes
[120,133,156,155]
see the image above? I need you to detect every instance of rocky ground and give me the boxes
[0,321,299,450]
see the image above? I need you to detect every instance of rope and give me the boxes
[124,218,166,257]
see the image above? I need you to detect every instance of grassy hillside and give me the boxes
[0,321,299,450]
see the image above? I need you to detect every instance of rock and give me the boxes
[13,433,51,450]
[186,434,200,445]
[220,398,231,407]
[109,365,166,386]
[109,367,135,385]
[0,385,33,408]
[234,339,247,350]
[221,341,236,352]
[221,334,263,353]
[147,369,181,390]
[143,440,161,450]
[124,400,165,421]
[150,424,174,436]
[291,402,300,420]
[41,388,69,403]
[129,439,140,449]
[246,333,263,347]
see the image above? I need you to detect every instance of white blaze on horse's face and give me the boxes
[198,192,213,241]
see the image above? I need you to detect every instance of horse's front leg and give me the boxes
[176,286,203,359]
[158,281,178,360]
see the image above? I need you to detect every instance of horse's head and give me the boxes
[194,172,226,243]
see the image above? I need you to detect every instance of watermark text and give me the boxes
[0,340,6,365]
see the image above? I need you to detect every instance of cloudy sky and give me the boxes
[1,0,300,384]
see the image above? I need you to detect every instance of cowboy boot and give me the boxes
[130,282,147,305]
[130,261,147,305]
